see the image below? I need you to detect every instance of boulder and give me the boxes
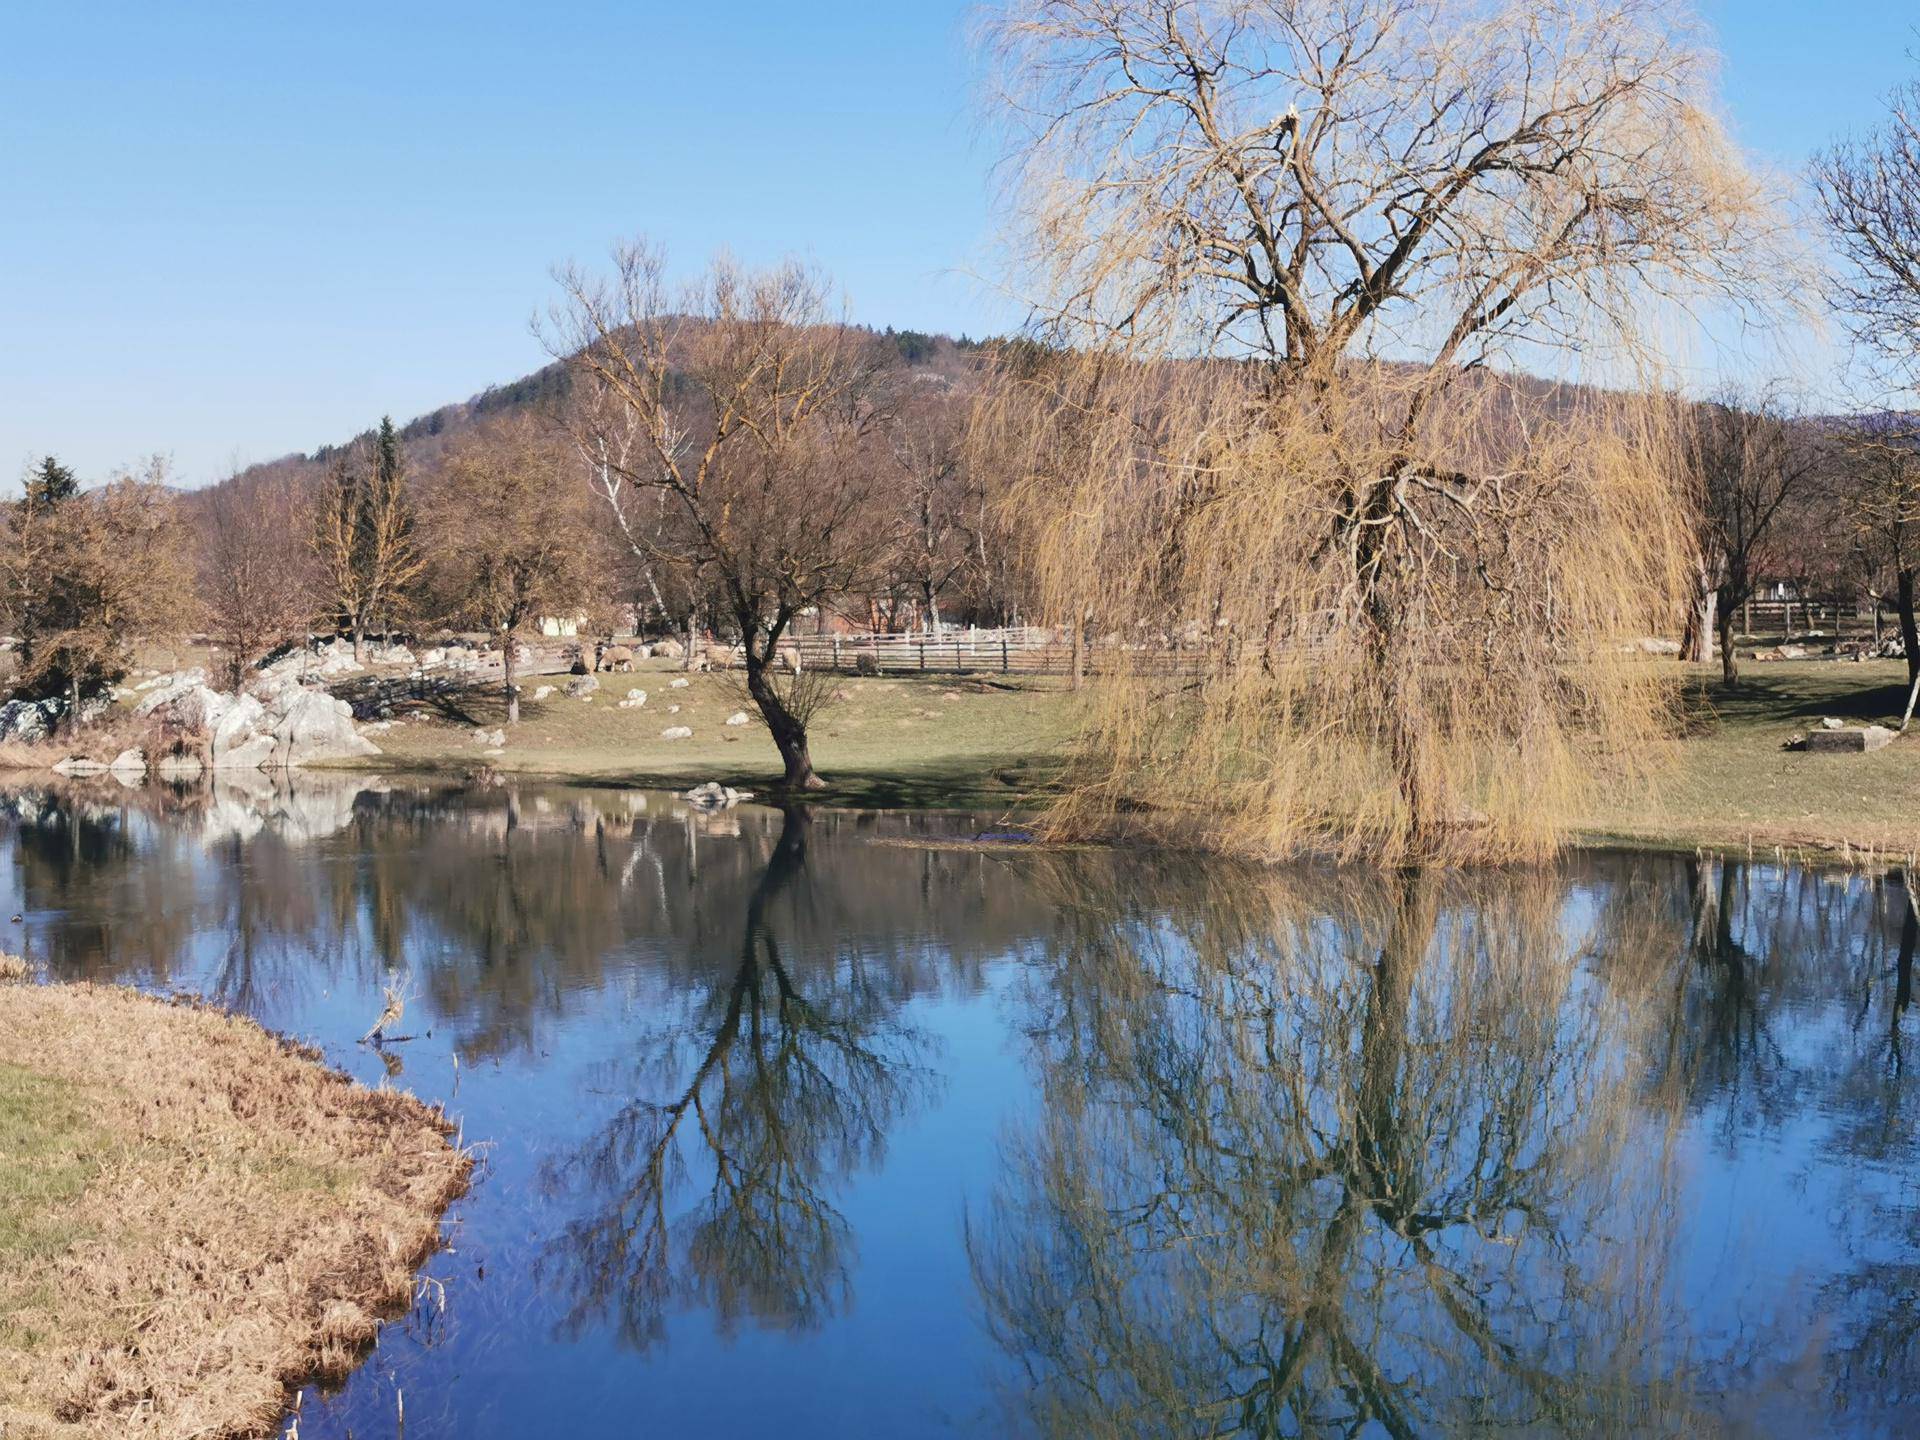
[52,757,109,777]
[209,693,266,768]
[532,685,556,701]
[617,690,648,710]
[264,688,379,768]
[155,754,204,781]
[724,711,750,726]
[108,748,147,778]
[1805,724,1896,754]
[0,698,62,742]
[472,727,506,748]
[669,678,690,690]
[565,674,600,699]
[655,637,685,659]
[661,726,693,740]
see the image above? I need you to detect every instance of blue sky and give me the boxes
[0,1,1914,485]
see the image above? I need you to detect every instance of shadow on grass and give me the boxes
[1679,669,1917,736]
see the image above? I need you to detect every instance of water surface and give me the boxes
[8,777,1920,1437]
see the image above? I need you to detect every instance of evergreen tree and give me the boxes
[24,456,78,508]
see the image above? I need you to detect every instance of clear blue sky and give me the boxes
[0,1,1914,485]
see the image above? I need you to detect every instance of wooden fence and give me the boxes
[785,626,1206,676]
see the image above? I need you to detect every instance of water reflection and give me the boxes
[548,807,937,1348]
[4,783,1920,1436]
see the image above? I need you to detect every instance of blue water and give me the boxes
[7,778,1920,1437]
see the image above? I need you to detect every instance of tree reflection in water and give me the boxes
[972,858,1710,1438]
[546,806,936,1350]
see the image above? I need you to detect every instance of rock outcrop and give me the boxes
[135,672,378,770]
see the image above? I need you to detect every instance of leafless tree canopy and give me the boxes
[1816,75,1920,392]
[976,0,1785,860]
[544,243,896,788]
[421,414,593,722]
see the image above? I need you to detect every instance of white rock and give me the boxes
[627,688,647,703]
[52,757,109,777]
[669,677,690,689]
[661,726,693,740]
[724,711,750,726]
[532,685,555,701]
[108,748,147,777]
[667,704,680,714]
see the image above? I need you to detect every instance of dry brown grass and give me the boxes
[0,953,29,983]
[0,983,471,1439]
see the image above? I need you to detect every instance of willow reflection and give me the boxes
[974,858,1703,1437]
[547,807,937,1350]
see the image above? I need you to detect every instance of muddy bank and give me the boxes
[0,978,470,1438]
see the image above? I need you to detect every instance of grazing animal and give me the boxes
[597,644,635,673]
[777,645,803,676]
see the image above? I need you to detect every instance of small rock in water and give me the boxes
[682,781,750,811]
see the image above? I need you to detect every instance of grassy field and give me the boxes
[329,656,1920,858]
[1584,659,1920,858]
[0,976,468,1439]
[343,663,1081,811]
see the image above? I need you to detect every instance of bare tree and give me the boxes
[1,457,190,727]
[1839,423,1920,686]
[422,415,593,723]
[883,380,981,636]
[1678,392,1825,684]
[1815,71,1920,392]
[544,244,893,789]
[978,0,1785,860]
[310,417,426,662]
[198,470,315,689]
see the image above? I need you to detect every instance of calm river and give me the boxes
[8,778,1919,1437]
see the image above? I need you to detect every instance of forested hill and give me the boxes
[227,326,987,490]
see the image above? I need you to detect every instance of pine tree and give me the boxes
[24,456,77,508]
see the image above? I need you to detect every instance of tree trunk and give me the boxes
[683,610,698,672]
[1900,568,1920,689]
[924,579,942,639]
[1717,604,1738,686]
[503,631,519,724]
[1069,613,1086,691]
[1683,586,1716,665]
[744,639,824,790]
[351,624,366,664]
[65,673,82,735]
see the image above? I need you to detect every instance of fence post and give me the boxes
[832,635,841,671]
[1002,638,1009,673]
[918,638,926,671]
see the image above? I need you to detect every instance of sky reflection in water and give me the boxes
[5,777,1918,1438]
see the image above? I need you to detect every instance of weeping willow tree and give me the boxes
[975,0,1788,860]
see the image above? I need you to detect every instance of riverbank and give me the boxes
[335,660,1920,859]
[0,976,470,1439]
[340,667,1078,810]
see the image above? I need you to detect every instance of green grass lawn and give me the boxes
[341,663,1081,812]
[1581,659,1920,857]
[294,654,1920,858]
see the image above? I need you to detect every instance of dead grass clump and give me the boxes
[0,953,28,982]
[0,983,471,1439]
